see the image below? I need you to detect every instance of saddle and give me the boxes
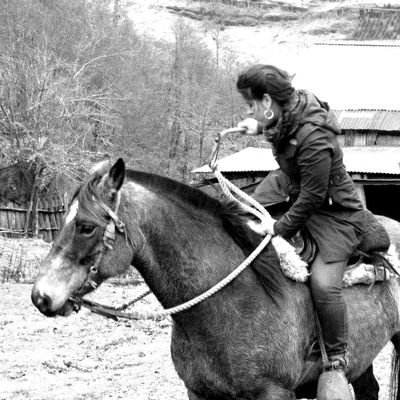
[287,210,398,286]
[292,210,390,264]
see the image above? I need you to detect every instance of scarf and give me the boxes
[264,90,340,152]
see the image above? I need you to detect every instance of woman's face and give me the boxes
[243,93,280,129]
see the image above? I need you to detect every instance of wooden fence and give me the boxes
[0,195,65,242]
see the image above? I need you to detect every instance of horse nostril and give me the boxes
[31,288,52,314]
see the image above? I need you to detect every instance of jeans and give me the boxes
[309,251,348,360]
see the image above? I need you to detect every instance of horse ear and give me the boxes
[90,155,112,177]
[107,158,125,191]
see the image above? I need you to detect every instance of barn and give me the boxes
[192,42,400,221]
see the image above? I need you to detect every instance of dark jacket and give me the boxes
[267,90,365,263]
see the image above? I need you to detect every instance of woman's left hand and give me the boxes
[247,217,276,236]
[237,118,261,135]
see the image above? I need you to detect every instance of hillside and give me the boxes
[126,0,400,66]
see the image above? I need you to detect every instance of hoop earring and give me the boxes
[264,109,274,120]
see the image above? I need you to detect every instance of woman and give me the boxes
[236,64,365,398]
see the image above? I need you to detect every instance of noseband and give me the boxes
[72,192,125,298]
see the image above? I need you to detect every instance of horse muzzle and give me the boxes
[31,277,76,317]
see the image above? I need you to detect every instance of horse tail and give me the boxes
[390,334,400,400]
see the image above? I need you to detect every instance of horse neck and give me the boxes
[123,184,246,310]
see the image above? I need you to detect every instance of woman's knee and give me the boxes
[310,255,345,299]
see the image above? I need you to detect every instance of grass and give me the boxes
[0,235,142,285]
[0,237,49,283]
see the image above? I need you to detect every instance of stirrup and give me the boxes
[317,360,354,400]
[324,358,346,372]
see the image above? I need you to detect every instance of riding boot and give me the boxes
[317,357,354,400]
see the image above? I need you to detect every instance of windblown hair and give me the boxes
[236,64,294,105]
[237,64,299,148]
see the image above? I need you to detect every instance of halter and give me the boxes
[69,129,303,320]
[67,167,274,320]
[71,191,126,301]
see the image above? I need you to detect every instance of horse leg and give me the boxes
[389,333,400,400]
[351,364,379,400]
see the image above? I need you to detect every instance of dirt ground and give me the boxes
[0,281,394,400]
[0,282,187,400]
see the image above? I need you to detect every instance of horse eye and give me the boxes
[78,224,97,237]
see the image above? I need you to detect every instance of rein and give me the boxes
[69,132,274,320]
[69,192,128,310]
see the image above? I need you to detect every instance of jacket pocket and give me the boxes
[328,171,363,210]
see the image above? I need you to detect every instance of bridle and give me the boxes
[67,175,273,321]
[69,191,127,310]
[66,129,307,321]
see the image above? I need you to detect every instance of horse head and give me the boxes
[31,158,133,317]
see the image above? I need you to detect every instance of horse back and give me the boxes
[377,215,400,255]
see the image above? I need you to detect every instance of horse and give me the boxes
[31,158,400,400]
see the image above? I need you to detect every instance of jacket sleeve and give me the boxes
[273,130,334,238]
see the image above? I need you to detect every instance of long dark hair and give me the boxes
[236,64,294,105]
[236,64,298,149]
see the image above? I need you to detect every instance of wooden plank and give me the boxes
[7,201,17,233]
[16,201,26,233]
[31,192,39,239]
[43,198,52,242]
[38,198,46,241]
[54,195,62,230]
[49,196,59,242]
[0,206,28,212]
[0,206,9,238]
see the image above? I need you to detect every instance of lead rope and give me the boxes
[72,137,273,320]
[210,128,308,280]
[211,128,330,374]
[74,233,272,320]
[74,128,304,320]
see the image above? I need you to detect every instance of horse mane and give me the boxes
[73,169,288,301]
[124,170,288,302]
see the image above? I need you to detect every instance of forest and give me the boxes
[0,0,259,190]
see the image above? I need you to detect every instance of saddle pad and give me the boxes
[275,237,400,287]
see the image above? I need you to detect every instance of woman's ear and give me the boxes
[262,93,272,109]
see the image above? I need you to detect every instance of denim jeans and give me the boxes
[309,252,348,360]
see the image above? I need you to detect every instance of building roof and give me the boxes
[192,146,400,175]
[333,110,400,130]
[292,43,400,111]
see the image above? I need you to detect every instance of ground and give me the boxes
[0,282,187,400]
[0,273,395,400]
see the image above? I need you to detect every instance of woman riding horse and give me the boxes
[31,157,400,400]
[236,64,365,399]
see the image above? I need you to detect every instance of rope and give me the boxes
[74,233,272,320]
[115,288,151,311]
[72,127,287,321]
[213,168,270,221]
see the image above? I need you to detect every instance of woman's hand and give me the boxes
[237,118,261,135]
[247,217,276,236]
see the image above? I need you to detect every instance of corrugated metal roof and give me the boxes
[292,44,400,111]
[192,147,400,175]
[193,147,278,174]
[342,147,400,174]
[333,110,400,130]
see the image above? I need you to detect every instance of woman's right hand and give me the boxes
[237,118,261,135]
